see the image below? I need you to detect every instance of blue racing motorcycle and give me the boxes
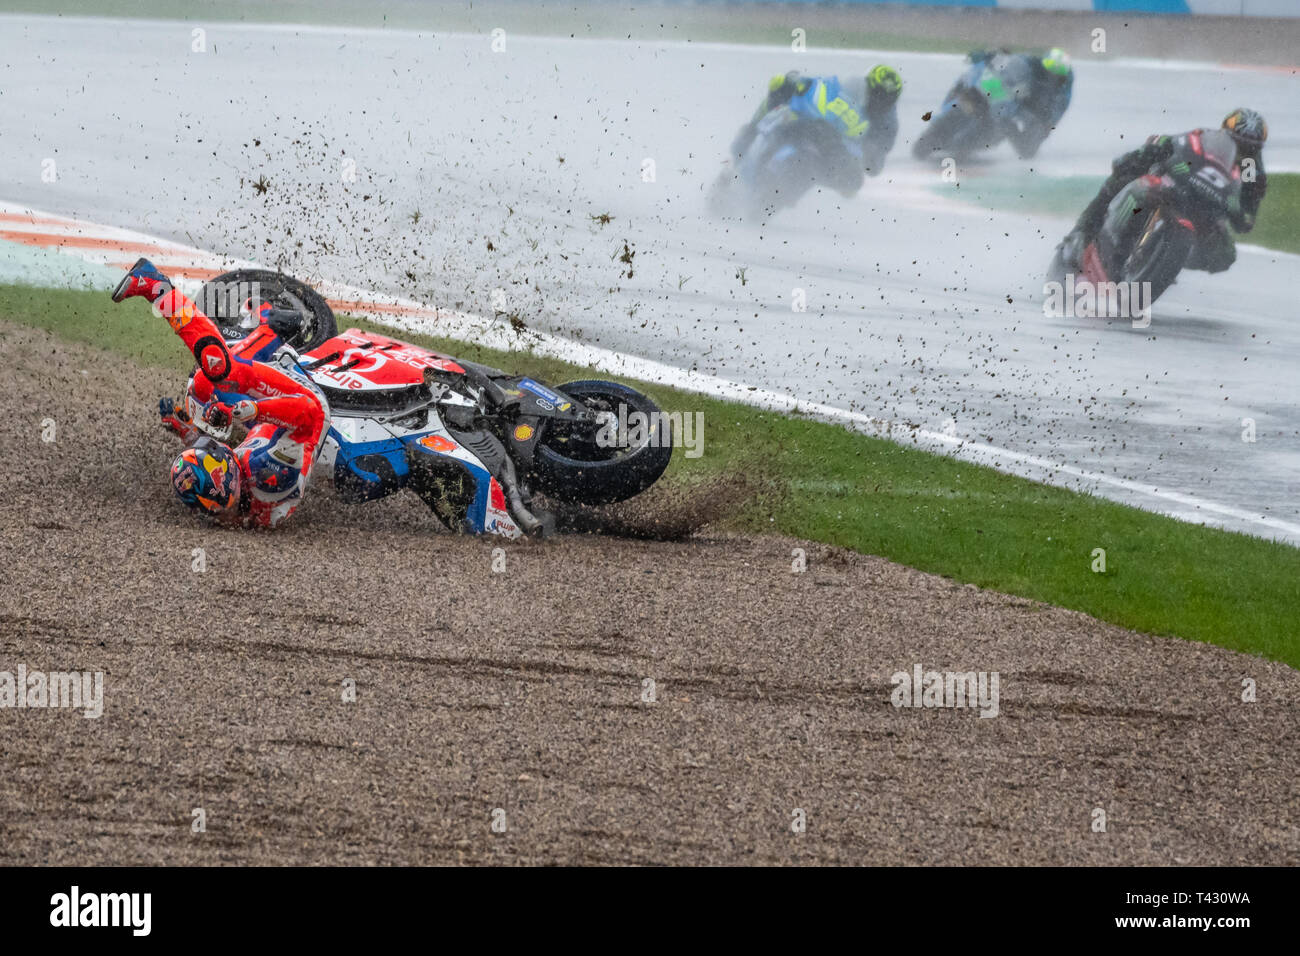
[912,53,1034,160]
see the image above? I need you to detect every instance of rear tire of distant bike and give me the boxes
[195,269,338,352]
[912,109,970,160]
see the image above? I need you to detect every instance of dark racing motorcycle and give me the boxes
[190,270,674,536]
[912,53,1033,160]
[1046,128,1244,309]
[708,105,849,218]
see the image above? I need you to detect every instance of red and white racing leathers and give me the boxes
[151,287,329,527]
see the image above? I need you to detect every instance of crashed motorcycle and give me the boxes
[187,270,673,537]
[912,53,1033,161]
[1046,128,1244,310]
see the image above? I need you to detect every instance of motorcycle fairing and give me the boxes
[1094,177,1158,279]
[325,412,520,538]
[504,415,543,467]
[787,76,869,138]
[1164,129,1241,221]
[943,57,1031,123]
[304,328,465,392]
[403,433,520,538]
[328,417,409,503]
[735,104,849,206]
[513,377,588,418]
[518,377,565,405]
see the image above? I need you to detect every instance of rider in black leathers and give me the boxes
[1058,107,1268,274]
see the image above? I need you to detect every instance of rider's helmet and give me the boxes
[170,443,242,519]
[865,64,902,111]
[1041,48,1072,79]
[1222,108,1268,151]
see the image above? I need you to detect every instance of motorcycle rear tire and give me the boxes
[195,269,338,352]
[912,108,973,160]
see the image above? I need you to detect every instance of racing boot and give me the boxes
[112,257,173,303]
[1055,229,1086,271]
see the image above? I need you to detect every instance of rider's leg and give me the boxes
[1073,173,1133,238]
[1184,222,1236,273]
[113,258,238,387]
[113,261,305,406]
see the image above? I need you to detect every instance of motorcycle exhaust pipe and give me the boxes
[496,455,544,536]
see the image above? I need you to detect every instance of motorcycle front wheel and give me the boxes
[1120,210,1196,306]
[529,381,674,505]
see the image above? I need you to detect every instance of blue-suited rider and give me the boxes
[730,65,903,198]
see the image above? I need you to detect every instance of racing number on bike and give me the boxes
[1195,165,1230,190]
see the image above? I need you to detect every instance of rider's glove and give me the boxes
[204,400,257,428]
[203,403,232,428]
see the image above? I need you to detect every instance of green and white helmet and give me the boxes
[1041,47,1072,77]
